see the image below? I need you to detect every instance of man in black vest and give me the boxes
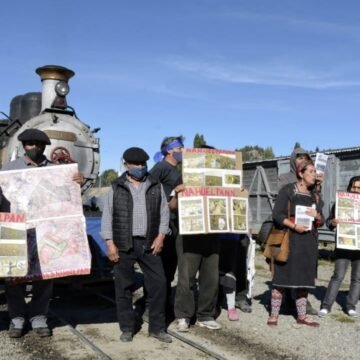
[101,147,171,343]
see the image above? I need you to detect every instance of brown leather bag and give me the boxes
[263,200,290,264]
[263,228,289,262]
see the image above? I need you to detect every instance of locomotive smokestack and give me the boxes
[36,65,75,111]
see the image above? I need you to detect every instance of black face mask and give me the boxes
[25,147,44,163]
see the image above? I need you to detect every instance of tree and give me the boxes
[193,133,207,148]
[263,146,275,159]
[98,169,118,187]
[294,142,301,149]
[236,145,275,161]
[315,146,320,152]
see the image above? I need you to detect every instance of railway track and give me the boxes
[0,285,240,360]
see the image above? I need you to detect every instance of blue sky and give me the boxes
[1,0,360,172]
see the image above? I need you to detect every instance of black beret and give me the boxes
[123,147,149,163]
[18,129,51,145]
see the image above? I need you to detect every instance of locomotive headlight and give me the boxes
[55,81,70,96]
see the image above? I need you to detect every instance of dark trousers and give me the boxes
[114,238,166,333]
[174,236,219,321]
[219,235,249,298]
[5,279,53,319]
[322,258,360,311]
[161,224,178,302]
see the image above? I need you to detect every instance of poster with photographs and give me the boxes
[208,197,229,232]
[0,213,27,277]
[179,148,248,235]
[231,197,248,232]
[336,223,360,250]
[183,148,242,188]
[178,197,205,234]
[335,192,360,223]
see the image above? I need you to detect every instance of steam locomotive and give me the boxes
[0,65,100,192]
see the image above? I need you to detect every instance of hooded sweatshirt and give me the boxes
[278,147,311,190]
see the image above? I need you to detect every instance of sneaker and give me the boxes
[227,308,239,321]
[196,319,222,330]
[8,317,25,338]
[318,308,329,318]
[235,298,252,313]
[177,318,189,332]
[120,331,133,342]
[149,331,172,343]
[348,309,360,318]
[30,315,52,337]
[33,327,52,337]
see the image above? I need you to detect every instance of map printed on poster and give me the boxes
[0,164,91,279]
[335,192,360,250]
[179,148,248,234]
[0,212,27,277]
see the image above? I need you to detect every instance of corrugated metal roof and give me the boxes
[244,146,360,164]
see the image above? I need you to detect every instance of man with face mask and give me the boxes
[1,128,84,338]
[101,147,171,343]
[149,136,185,319]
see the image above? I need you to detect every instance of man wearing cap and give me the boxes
[149,136,185,317]
[101,147,172,343]
[1,128,83,338]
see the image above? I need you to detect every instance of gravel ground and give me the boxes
[0,246,359,360]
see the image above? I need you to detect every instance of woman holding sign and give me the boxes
[267,160,323,327]
[319,176,360,318]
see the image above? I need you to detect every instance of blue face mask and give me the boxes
[172,151,183,163]
[128,165,147,181]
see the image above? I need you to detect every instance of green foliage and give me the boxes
[193,133,207,148]
[98,169,118,186]
[236,145,275,161]
[294,142,301,149]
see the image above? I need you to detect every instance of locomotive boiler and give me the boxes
[0,65,100,192]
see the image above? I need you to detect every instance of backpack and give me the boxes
[257,215,274,250]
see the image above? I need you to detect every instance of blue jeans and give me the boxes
[322,257,360,311]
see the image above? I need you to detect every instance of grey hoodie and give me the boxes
[278,147,311,190]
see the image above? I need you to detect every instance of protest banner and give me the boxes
[0,163,91,279]
[179,148,248,234]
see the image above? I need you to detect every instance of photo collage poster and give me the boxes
[335,191,360,250]
[178,148,248,235]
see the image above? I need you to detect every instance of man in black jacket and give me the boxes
[101,147,171,343]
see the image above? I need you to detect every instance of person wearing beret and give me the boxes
[101,147,172,343]
[1,128,84,338]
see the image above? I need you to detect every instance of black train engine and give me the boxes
[0,65,100,192]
